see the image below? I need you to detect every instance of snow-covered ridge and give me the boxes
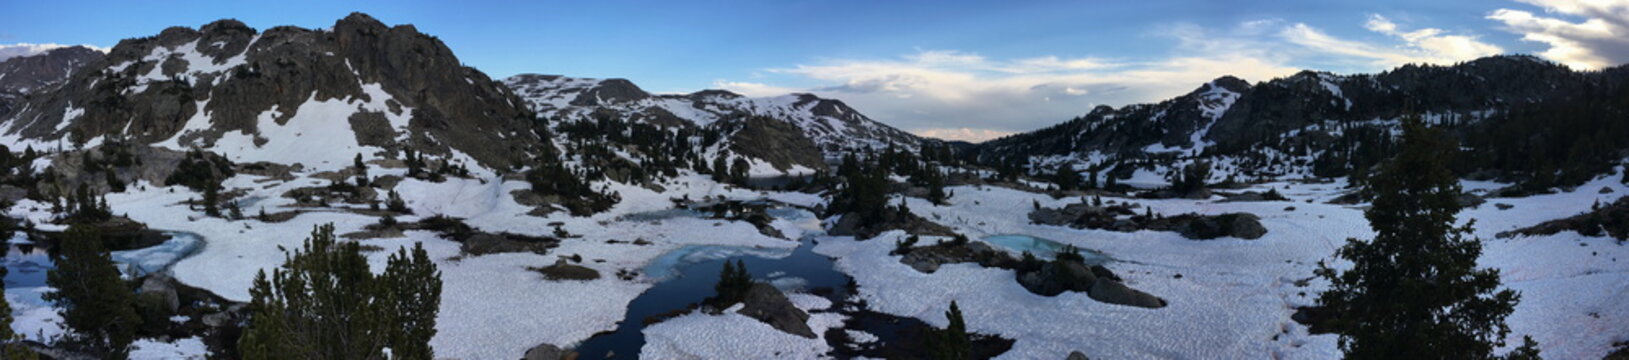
[505,74,925,156]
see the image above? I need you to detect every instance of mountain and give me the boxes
[506,74,925,172]
[977,55,1629,187]
[0,45,104,94]
[0,13,549,170]
[0,45,104,123]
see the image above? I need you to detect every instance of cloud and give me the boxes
[710,80,800,97]
[0,43,108,62]
[1282,15,1503,67]
[912,128,1016,143]
[1489,0,1629,69]
[715,16,1506,142]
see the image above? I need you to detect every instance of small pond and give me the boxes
[574,207,850,359]
[4,230,206,309]
[982,234,1113,265]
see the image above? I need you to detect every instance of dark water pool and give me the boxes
[3,242,51,289]
[574,228,850,359]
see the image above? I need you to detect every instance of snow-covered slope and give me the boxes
[0,13,549,171]
[506,74,926,158]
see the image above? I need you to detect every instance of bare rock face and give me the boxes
[720,116,827,174]
[1,13,552,171]
[0,45,104,94]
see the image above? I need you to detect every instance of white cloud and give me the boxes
[1489,0,1629,69]
[715,16,1507,142]
[0,43,108,62]
[1282,15,1503,68]
[912,128,1015,142]
[710,80,800,97]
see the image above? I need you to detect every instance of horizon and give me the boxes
[4,0,1627,141]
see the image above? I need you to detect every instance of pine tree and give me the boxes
[1314,117,1540,359]
[927,300,972,360]
[45,225,142,357]
[712,260,752,306]
[381,243,442,360]
[203,183,220,217]
[386,190,408,213]
[239,224,443,359]
[926,170,948,205]
[353,154,369,187]
[730,157,751,185]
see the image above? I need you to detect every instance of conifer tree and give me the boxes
[926,170,948,205]
[381,243,442,360]
[926,300,971,360]
[353,154,369,187]
[203,183,220,217]
[45,225,142,357]
[730,157,751,185]
[712,260,752,305]
[1314,117,1540,360]
[239,224,443,360]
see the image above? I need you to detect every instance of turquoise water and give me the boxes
[982,234,1113,264]
[110,231,204,277]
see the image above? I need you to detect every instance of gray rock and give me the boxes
[201,304,246,328]
[0,185,26,204]
[534,259,600,281]
[899,241,999,274]
[1226,213,1268,239]
[1087,280,1166,309]
[522,343,575,360]
[737,283,815,338]
[461,233,553,256]
[138,273,181,313]
[1017,261,1098,296]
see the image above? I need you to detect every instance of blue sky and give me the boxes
[4,0,1626,141]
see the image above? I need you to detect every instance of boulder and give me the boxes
[1067,351,1091,360]
[1224,213,1268,239]
[1169,213,1266,240]
[1017,261,1098,296]
[1087,280,1166,308]
[522,343,577,360]
[737,283,815,338]
[0,185,27,203]
[461,233,554,256]
[899,241,1001,273]
[534,259,600,281]
[138,273,181,313]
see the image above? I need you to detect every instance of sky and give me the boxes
[3,0,1628,142]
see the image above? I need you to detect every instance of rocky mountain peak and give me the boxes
[570,78,651,106]
[0,13,548,171]
[1204,76,1252,94]
[0,45,105,94]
